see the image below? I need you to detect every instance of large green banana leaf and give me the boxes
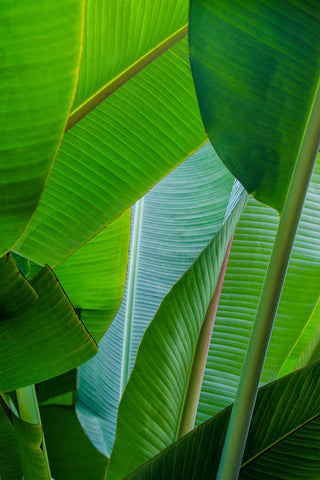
[0,266,97,392]
[70,0,188,125]
[0,0,84,255]
[189,0,320,211]
[15,37,207,266]
[40,405,108,480]
[196,157,320,424]
[105,195,247,480]
[125,360,320,480]
[76,143,237,456]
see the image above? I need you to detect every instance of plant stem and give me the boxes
[216,85,320,480]
[178,235,233,438]
[16,385,52,479]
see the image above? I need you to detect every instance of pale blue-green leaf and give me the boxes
[77,143,235,456]
[106,193,246,480]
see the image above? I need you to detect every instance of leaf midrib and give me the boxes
[241,410,320,472]
[66,24,188,131]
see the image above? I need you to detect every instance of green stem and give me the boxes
[178,234,233,438]
[16,385,52,479]
[216,85,320,480]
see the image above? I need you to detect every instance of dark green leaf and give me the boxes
[189,0,320,211]
[41,405,108,480]
[0,266,97,392]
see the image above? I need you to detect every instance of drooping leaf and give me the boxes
[0,406,22,480]
[106,194,247,480]
[189,0,320,211]
[0,253,37,320]
[0,0,84,254]
[0,266,97,392]
[196,156,320,424]
[77,143,236,456]
[15,38,207,266]
[13,210,131,342]
[125,360,320,480]
[40,405,108,480]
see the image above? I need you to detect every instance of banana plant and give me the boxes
[1,0,320,480]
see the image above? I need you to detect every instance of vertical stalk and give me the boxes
[216,85,320,480]
[178,235,233,438]
[16,385,52,479]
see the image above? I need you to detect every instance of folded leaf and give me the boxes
[0,266,97,392]
[0,254,37,320]
[189,0,320,211]
[0,0,84,254]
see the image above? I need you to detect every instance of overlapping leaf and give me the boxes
[106,193,247,480]
[196,157,320,424]
[41,405,108,480]
[0,406,22,480]
[77,143,236,456]
[0,266,97,392]
[0,0,84,255]
[16,38,207,266]
[125,360,320,480]
[189,0,320,211]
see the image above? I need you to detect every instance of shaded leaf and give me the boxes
[0,253,37,320]
[189,0,320,211]
[41,405,108,480]
[0,407,22,480]
[12,413,49,480]
[0,266,97,392]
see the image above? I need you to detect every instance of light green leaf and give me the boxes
[0,0,84,254]
[77,143,236,456]
[106,194,247,480]
[70,0,188,126]
[0,266,97,393]
[40,405,108,480]
[196,157,320,424]
[15,38,207,266]
[189,0,320,211]
[125,360,320,480]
